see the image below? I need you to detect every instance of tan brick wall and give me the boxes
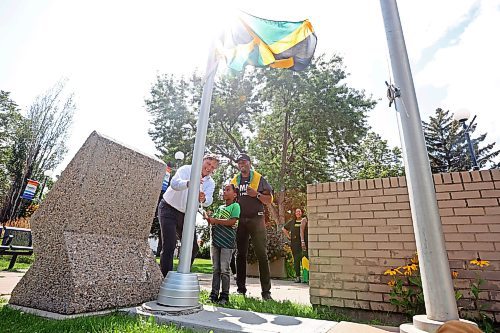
[307,170,500,320]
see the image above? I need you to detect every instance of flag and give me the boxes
[161,165,172,192]
[221,12,317,72]
[20,179,39,200]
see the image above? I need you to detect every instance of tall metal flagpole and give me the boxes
[379,0,463,332]
[157,42,219,307]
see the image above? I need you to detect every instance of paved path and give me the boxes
[197,273,311,304]
[0,270,24,300]
[1,270,311,304]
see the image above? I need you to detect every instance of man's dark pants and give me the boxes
[236,215,271,296]
[158,199,199,277]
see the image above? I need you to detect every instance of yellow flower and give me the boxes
[402,265,415,276]
[452,271,458,279]
[384,267,402,276]
[470,258,490,267]
[410,254,418,265]
[388,280,396,287]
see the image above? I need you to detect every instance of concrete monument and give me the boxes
[9,131,165,314]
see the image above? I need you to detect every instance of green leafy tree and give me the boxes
[250,55,376,225]
[333,131,404,180]
[423,108,500,173]
[145,73,201,163]
[0,91,21,197]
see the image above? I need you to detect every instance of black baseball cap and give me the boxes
[236,153,251,163]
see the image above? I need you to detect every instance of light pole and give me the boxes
[38,170,54,200]
[453,109,479,171]
[174,151,185,170]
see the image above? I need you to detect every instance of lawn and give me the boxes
[0,255,213,274]
[0,255,34,271]
[155,258,213,274]
[198,290,353,323]
[0,299,194,333]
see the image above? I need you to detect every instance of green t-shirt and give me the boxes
[211,202,240,249]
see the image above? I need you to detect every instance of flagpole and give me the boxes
[378,1,470,332]
[157,41,219,307]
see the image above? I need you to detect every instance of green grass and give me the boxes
[0,301,194,333]
[154,258,213,274]
[1,256,214,274]
[0,255,34,271]
[198,290,350,323]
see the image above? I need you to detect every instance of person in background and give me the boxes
[204,183,240,305]
[282,208,308,283]
[231,153,274,301]
[158,153,219,277]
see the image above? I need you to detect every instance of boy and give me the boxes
[204,184,240,304]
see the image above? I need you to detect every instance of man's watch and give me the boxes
[256,193,261,199]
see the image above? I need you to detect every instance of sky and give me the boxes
[1,0,499,175]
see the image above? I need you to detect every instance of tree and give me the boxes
[423,108,500,173]
[0,81,75,222]
[145,70,261,165]
[1,92,19,196]
[250,55,376,225]
[145,73,200,163]
[146,55,377,227]
[333,131,405,180]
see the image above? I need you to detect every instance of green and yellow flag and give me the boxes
[221,12,317,72]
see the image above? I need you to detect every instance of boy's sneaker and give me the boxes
[294,277,301,283]
[218,294,229,305]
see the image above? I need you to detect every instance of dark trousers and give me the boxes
[291,241,308,277]
[158,199,199,277]
[236,215,271,296]
[230,250,236,275]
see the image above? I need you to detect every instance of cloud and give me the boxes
[416,1,500,156]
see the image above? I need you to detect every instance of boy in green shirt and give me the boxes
[204,184,240,304]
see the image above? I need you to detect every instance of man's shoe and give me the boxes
[262,293,273,301]
[236,288,246,296]
[217,297,228,305]
[209,292,219,303]
[294,277,301,283]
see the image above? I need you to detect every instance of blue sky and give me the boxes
[1,0,499,174]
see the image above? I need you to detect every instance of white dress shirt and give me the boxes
[162,165,215,213]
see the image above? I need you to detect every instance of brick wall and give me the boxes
[306,169,500,321]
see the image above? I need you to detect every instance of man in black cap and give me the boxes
[230,153,274,300]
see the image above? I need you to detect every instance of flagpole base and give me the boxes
[157,271,200,307]
[400,315,477,333]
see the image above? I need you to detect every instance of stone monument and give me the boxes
[9,131,165,314]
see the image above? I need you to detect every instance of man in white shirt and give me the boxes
[158,153,219,276]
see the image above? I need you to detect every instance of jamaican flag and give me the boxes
[221,12,317,72]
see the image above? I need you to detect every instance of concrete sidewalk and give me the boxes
[197,272,311,304]
[1,270,311,304]
[129,303,397,333]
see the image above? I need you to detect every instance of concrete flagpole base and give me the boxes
[400,315,477,333]
[156,271,200,308]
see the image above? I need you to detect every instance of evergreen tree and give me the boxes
[334,131,404,180]
[423,108,500,173]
